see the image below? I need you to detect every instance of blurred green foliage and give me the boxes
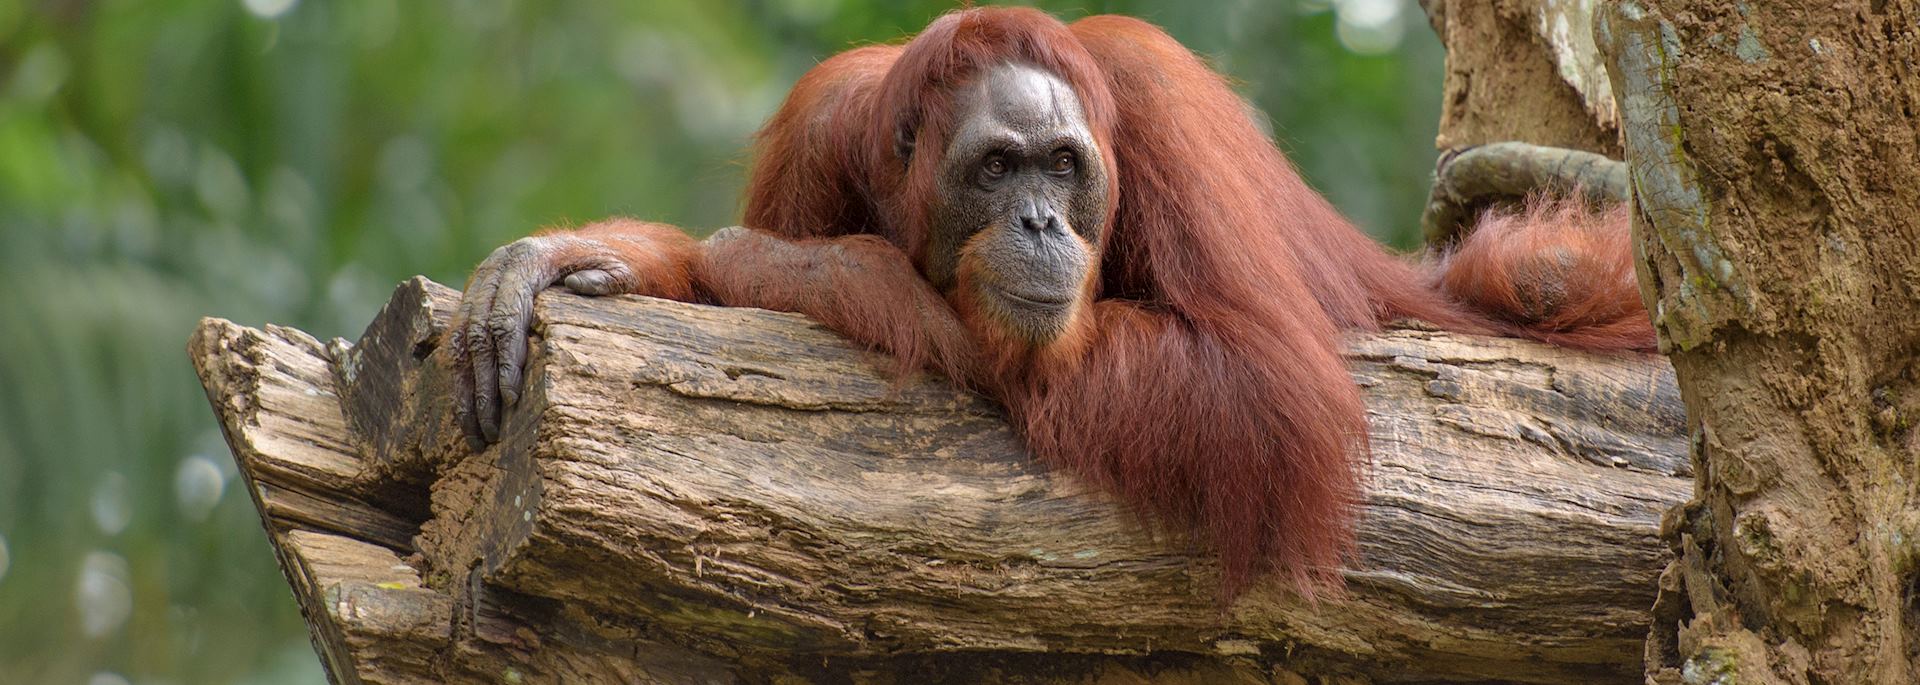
[0,0,1441,682]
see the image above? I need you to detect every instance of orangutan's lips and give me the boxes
[996,288,1072,308]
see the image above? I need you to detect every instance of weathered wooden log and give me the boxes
[191,277,1688,684]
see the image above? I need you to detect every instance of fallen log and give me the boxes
[191,277,1687,684]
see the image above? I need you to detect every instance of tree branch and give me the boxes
[1421,142,1631,245]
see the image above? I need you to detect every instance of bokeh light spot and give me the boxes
[242,0,299,19]
[91,472,131,536]
[76,551,133,638]
[175,455,227,522]
[1335,0,1407,55]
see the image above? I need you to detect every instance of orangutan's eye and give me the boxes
[984,156,1008,177]
[1051,150,1076,175]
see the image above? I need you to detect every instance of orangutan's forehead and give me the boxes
[964,63,1086,133]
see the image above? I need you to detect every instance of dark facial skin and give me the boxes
[926,64,1111,344]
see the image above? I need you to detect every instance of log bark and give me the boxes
[1596,1,1920,682]
[192,277,1688,684]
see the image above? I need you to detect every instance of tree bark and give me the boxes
[1421,0,1619,156]
[192,277,1688,684]
[1595,1,1920,682]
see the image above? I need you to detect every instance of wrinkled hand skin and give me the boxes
[448,234,642,447]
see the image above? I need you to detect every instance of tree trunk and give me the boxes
[1596,1,1920,682]
[1421,0,1622,157]
[191,277,1687,684]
